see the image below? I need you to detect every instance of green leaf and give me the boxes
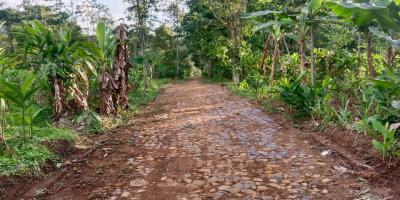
[326,1,396,29]
[310,0,323,12]
[241,10,281,19]
[374,0,393,6]
[372,139,385,154]
[32,107,48,120]
[371,119,387,135]
[21,73,36,94]
[96,22,106,51]
[256,18,293,31]
[370,26,400,48]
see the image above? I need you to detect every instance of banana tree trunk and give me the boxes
[99,70,114,115]
[52,76,66,119]
[71,85,89,111]
[113,24,132,110]
[279,49,286,76]
[310,25,315,86]
[270,37,280,82]
[260,34,272,75]
[299,37,306,74]
[365,31,376,78]
[283,36,291,62]
[387,43,394,66]
[356,32,362,74]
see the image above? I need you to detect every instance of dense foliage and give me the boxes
[0,1,175,176]
[182,0,400,160]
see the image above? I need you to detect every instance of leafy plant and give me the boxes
[371,67,400,123]
[277,72,319,119]
[0,72,38,140]
[311,77,336,126]
[73,110,104,133]
[95,22,118,115]
[371,119,400,159]
[16,21,97,118]
[336,97,353,128]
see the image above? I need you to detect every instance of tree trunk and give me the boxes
[299,37,306,73]
[229,24,240,84]
[310,25,315,86]
[387,43,394,66]
[356,32,362,74]
[71,85,89,111]
[206,61,211,79]
[283,36,291,62]
[365,31,376,78]
[279,49,286,76]
[150,63,155,80]
[176,39,180,79]
[260,34,272,75]
[113,24,132,110]
[99,70,114,115]
[52,76,66,119]
[270,37,280,82]
[137,0,148,89]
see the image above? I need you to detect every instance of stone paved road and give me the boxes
[19,78,371,200]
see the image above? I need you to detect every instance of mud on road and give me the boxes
[3,78,394,200]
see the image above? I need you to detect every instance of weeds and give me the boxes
[371,119,400,160]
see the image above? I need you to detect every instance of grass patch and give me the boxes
[227,81,282,114]
[0,127,76,176]
[227,83,258,101]
[128,78,171,113]
[101,78,172,131]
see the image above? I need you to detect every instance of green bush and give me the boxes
[371,68,400,124]
[277,72,323,119]
[371,119,400,159]
[0,127,75,176]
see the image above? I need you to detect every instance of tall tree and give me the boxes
[125,0,158,89]
[76,0,113,34]
[167,1,183,79]
[206,0,246,84]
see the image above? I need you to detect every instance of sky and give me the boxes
[2,0,128,22]
[1,0,185,33]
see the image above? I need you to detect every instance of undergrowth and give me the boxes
[0,127,75,176]
[0,78,171,176]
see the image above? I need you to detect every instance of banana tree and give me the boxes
[113,24,132,110]
[242,10,281,74]
[242,11,293,81]
[95,22,118,115]
[16,21,96,119]
[368,1,400,66]
[308,0,324,85]
[0,23,10,151]
[295,8,309,79]
[291,0,325,85]
[327,0,398,78]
